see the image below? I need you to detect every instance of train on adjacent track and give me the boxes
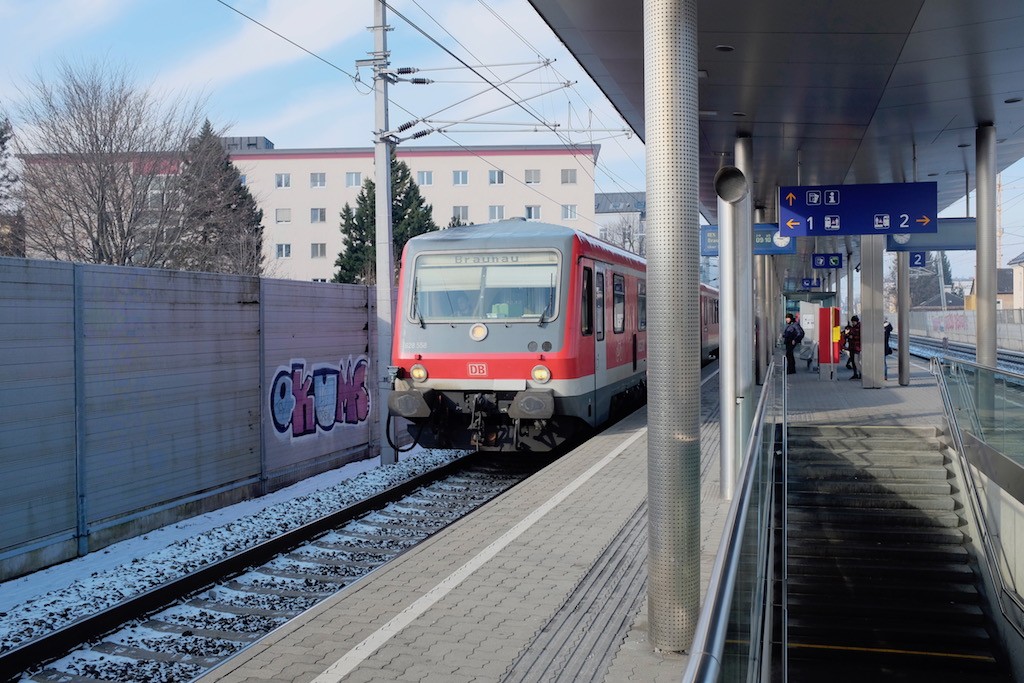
[387,220,719,452]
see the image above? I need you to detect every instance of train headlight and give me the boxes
[531,364,551,384]
[409,364,428,382]
[470,323,488,341]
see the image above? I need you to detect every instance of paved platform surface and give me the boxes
[197,357,945,683]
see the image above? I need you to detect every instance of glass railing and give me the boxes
[682,361,785,682]
[933,357,1024,633]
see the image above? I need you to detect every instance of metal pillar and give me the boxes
[859,234,884,388]
[976,124,997,368]
[644,0,700,652]
[897,252,910,385]
[976,124,997,426]
[372,0,397,464]
[716,166,749,500]
[733,137,755,462]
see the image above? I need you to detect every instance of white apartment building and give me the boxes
[229,143,600,281]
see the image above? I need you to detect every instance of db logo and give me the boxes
[468,363,488,376]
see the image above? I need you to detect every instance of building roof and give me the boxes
[228,143,600,161]
[916,290,966,309]
[1008,251,1024,266]
[594,192,646,214]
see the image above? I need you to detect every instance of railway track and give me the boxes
[6,453,553,682]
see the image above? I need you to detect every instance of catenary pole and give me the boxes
[372,0,397,464]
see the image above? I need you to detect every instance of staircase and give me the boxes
[780,424,1011,682]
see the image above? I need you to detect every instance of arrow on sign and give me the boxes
[785,192,796,206]
[786,218,800,230]
[916,215,931,226]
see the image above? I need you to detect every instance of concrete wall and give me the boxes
[0,257,375,579]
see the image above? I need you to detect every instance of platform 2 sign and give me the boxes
[778,182,937,238]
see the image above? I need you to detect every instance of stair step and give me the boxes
[788,538,968,563]
[788,491,957,511]
[788,463,950,481]
[787,525,967,546]
[786,617,994,651]
[785,594,986,622]
[785,575,981,604]
[788,425,941,440]
[786,556,975,582]
[787,449,946,466]
[788,506,963,529]
[783,654,1007,683]
[788,435,940,452]
[789,479,953,496]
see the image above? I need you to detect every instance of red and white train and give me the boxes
[387,220,718,452]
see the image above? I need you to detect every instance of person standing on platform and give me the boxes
[883,318,894,380]
[848,315,862,380]
[783,314,803,375]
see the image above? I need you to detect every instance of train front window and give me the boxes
[411,250,561,322]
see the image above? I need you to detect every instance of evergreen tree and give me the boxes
[178,120,265,275]
[333,157,437,285]
[0,116,24,257]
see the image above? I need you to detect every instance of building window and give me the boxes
[525,169,541,184]
[310,208,326,223]
[310,172,326,188]
[489,205,504,221]
[525,205,541,221]
[453,170,468,185]
[312,278,327,282]
[276,243,291,258]
[561,168,577,184]
[451,205,469,223]
[311,243,327,258]
[345,171,361,187]
[275,173,291,188]
[417,170,433,186]
[275,208,292,223]
[488,169,504,185]
[562,204,578,220]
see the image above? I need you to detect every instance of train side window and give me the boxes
[582,267,594,335]
[596,272,605,341]
[613,273,625,333]
[638,280,647,330]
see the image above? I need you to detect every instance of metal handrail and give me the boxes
[930,357,1024,635]
[682,361,782,682]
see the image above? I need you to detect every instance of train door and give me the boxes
[593,264,610,424]
[580,261,601,427]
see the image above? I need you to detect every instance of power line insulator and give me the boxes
[395,67,418,75]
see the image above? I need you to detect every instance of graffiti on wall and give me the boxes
[270,356,371,437]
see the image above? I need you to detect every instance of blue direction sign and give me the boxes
[801,277,822,289]
[812,252,843,269]
[886,217,976,252]
[700,223,797,257]
[779,182,937,237]
[910,252,927,267]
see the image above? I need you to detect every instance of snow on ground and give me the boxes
[0,447,465,652]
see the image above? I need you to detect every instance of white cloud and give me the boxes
[156,0,371,92]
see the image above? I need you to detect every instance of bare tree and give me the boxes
[605,214,645,257]
[13,59,206,268]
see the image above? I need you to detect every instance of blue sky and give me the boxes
[3,0,1024,279]
[0,0,647,193]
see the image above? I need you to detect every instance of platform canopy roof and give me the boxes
[527,0,1024,277]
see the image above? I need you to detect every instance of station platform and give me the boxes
[197,358,945,683]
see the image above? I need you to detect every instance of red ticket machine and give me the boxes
[818,307,841,379]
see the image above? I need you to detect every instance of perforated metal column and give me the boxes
[644,0,700,652]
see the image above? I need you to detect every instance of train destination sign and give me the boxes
[778,181,937,238]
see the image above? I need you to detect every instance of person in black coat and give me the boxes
[783,314,801,374]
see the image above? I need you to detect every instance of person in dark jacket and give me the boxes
[883,318,894,379]
[783,314,802,374]
[848,315,862,379]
